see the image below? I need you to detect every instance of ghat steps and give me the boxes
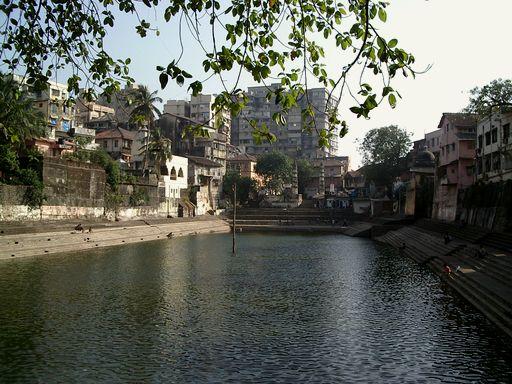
[375,226,512,338]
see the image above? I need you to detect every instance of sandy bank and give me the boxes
[0,217,230,259]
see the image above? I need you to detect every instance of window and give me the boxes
[51,89,60,97]
[50,103,58,115]
[478,134,483,148]
[452,143,455,151]
[485,155,491,171]
[114,140,118,148]
[504,123,510,143]
[491,129,498,143]
[103,141,107,148]
[38,102,43,108]
[178,168,184,177]
[485,132,491,145]
[492,154,501,171]
[170,167,177,180]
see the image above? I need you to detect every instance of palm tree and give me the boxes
[139,128,172,178]
[127,85,162,129]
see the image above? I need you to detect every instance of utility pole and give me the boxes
[232,182,237,255]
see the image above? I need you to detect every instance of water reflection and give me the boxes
[0,234,510,383]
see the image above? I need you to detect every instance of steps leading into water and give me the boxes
[375,226,512,338]
[228,207,370,233]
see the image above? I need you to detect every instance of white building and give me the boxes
[476,110,512,182]
[160,156,189,217]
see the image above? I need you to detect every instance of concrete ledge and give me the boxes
[0,218,230,259]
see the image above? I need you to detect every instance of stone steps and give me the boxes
[481,232,512,253]
[414,218,489,244]
[429,258,512,337]
[450,247,512,287]
[375,226,512,338]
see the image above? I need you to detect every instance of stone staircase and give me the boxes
[227,207,368,232]
[413,218,490,244]
[375,226,512,338]
[480,232,512,253]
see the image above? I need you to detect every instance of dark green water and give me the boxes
[0,233,511,383]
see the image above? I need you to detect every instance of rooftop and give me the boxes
[95,127,136,140]
[228,153,257,162]
[186,155,223,168]
[438,113,479,128]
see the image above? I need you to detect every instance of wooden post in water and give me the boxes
[232,182,237,255]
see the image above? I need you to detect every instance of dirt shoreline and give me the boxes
[0,217,231,259]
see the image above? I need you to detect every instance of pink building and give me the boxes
[433,113,478,221]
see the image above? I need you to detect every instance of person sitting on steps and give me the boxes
[476,244,487,259]
[443,263,452,277]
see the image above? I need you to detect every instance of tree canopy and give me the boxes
[296,159,314,194]
[0,74,45,147]
[0,0,420,146]
[358,125,411,167]
[464,78,512,116]
[256,152,293,194]
[222,171,257,205]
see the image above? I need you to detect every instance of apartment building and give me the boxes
[11,75,75,139]
[476,109,512,182]
[75,95,115,128]
[231,84,339,159]
[432,113,478,221]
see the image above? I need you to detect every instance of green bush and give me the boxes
[129,188,149,207]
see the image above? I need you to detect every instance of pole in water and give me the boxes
[232,182,236,255]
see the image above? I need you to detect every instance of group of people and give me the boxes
[443,244,488,278]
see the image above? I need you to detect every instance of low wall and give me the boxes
[43,158,105,207]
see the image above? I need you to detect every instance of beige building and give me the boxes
[227,153,263,185]
[75,96,115,128]
[95,127,136,163]
[12,75,75,139]
[164,94,231,141]
[163,99,190,117]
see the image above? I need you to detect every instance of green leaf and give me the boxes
[388,39,398,48]
[159,73,168,89]
[378,8,387,22]
[388,93,397,108]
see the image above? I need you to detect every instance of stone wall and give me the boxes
[43,158,106,207]
[0,185,40,221]
[1,160,201,222]
[0,159,107,221]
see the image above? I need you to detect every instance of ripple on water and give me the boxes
[0,233,511,383]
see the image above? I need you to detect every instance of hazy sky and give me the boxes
[100,0,512,168]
